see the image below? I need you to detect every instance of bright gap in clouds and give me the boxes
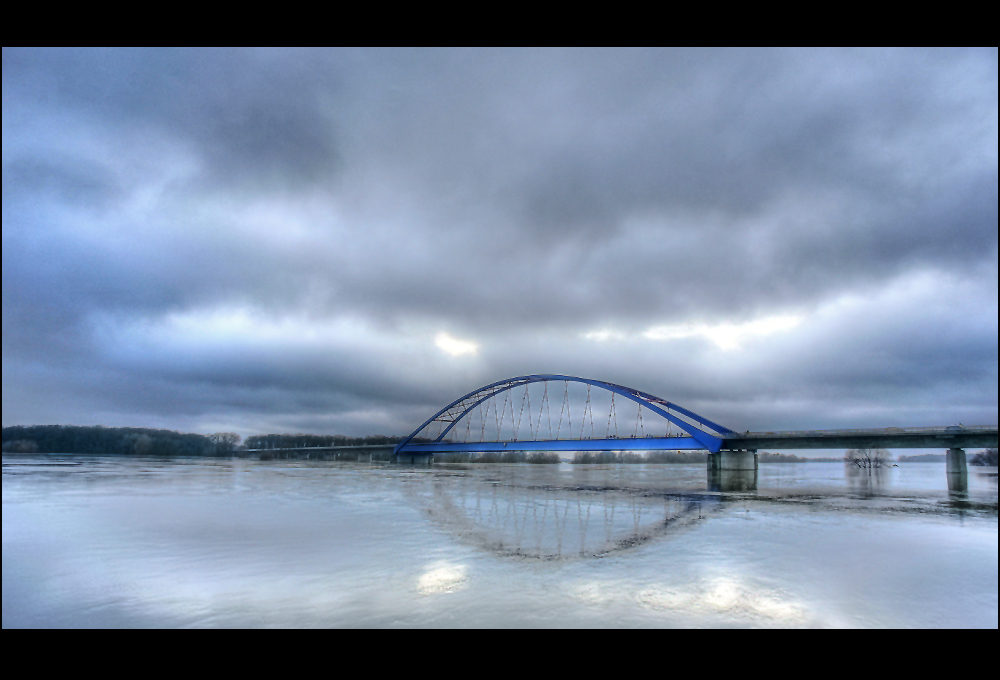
[644,315,803,351]
[435,332,479,357]
[584,314,803,351]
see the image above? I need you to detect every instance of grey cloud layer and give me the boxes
[2,48,996,436]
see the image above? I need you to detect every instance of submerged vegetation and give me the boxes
[970,449,998,466]
[846,448,896,469]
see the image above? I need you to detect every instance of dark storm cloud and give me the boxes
[2,47,340,186]
[2,48,996,437]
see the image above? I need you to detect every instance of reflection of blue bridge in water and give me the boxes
[426,474,717,560]
[395,375,998,476]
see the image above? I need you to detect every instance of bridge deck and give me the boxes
[724,426,997,450]
[396,426,997,454]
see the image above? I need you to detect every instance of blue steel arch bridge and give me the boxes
[396,375,732,455]
[394,375,998,469]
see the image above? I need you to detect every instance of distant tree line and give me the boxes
[0,425,238,456]
[434,451,560,464]
[572,451,708,464]
[897,453,947,463]
[259,448,396,462]
[896,450,997,465]
[1,426,437,458]
[243,434,419,450]
[758,452,843,463]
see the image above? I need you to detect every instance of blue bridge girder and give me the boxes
[394,375,735,455]
[395,436,708,454]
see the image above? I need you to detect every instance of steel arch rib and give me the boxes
[395,375,731,453]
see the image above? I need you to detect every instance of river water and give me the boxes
[3,456,997,628]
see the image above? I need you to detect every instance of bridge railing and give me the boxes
[726,425,997,439]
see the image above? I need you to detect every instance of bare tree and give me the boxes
[846,448,896,469]
[208,433,242,454]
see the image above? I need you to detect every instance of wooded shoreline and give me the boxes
[4,425,996,465]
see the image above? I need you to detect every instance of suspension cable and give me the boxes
[565,381,571,439]
[514,384,528,441]
[545,383,553,440]
[526,384,533,439]
[497,389,510,442]
[580,386,591,439]
[480,398,488,442]
[606,394,612,438]
[556,381,567,439]
[535,382,548,440]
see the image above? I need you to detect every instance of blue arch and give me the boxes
[395,375,732,453]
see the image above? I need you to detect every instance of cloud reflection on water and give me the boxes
[3,458,996,628]
[567,576,809,627]
[637,577,808,626]
[417,561,468,595]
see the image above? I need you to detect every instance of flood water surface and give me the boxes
[3,457,997,628]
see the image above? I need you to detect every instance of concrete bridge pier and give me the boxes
[947,471,969,493]
[707,451,758,492]
[709,468,758,492]
[394,453,433,465]
[946,448,968,475]
[708,450,758,471]
[946,448,968,493]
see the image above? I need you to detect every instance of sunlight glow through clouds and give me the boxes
[583,314,803,351]
[435,332,479,357]
[644,314,803,351]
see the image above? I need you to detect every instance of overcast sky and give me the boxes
[3,48,997,446]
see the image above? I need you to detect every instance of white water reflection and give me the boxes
[637,578,808,625]
[417,562,468,595]
[3,457,997,628]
